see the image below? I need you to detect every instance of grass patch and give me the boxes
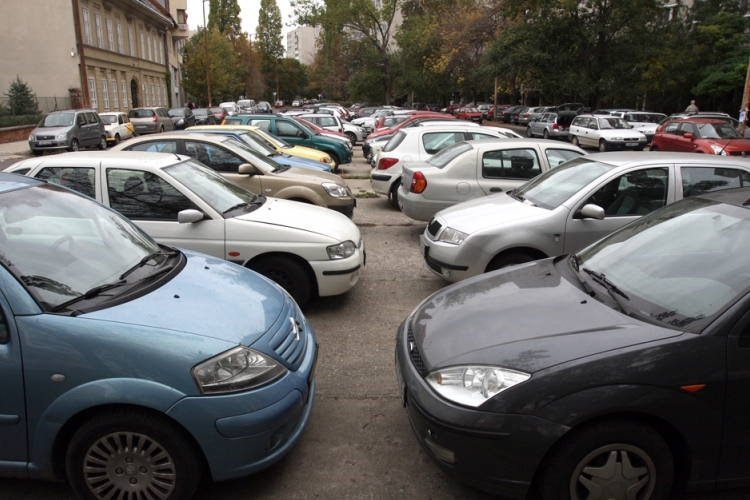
[355,191,381,199]
[342,174,371,179]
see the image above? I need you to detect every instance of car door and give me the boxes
[477,147,543,195]
[563,166,673,253]
[183,140,266,196]
[84,112,99,146]
[583,118,599,147]
[276,119,311,148]
[675,122,698,152]
[0,295,27,462]
[104,166,225,257]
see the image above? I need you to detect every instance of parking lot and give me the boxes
[2,131,750,499]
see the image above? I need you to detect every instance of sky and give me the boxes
[185,0,298,43]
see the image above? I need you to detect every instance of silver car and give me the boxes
[128,107,175,135]
[525,111,576,140]
[569,114,648,151]
[419,152,750,282]
[398,138,585,222]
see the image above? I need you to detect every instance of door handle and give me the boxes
[490,187,503,192]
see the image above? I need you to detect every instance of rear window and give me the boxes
[427,142,473,169]
[129,109,155,118]
[383,131,407,152]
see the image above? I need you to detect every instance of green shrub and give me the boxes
[0,114,42,128]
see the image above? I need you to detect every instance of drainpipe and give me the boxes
[71,0,90,108]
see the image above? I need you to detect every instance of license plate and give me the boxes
[136,125,148,129]
[37,141,52,146]
[626,142,637,147]
[395,356,406,406]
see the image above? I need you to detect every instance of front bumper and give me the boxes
[604,139,647,150]
[29,139,71,151]
[328,198,356,218]
[309,241,365,297]
[419,231,489,282]
[395,320,568,498]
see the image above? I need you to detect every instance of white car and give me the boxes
[300,113,344,134]
[569,114,648,152]
[398,138,586,222]
[371,125,521,207]
[99,111,134,145]
[364,119,481,163]
[610,111,667,143]
[6,151,364,307]
[219,101,239,116]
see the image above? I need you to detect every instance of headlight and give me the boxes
[611,136,622,141]
[327,240,356,259]
[177,119,185,125]
[28,134,34,141]
[56,132,67,140]
[710,145,728,155]
[322,182,349,197]
[438,227,469,245]
[192,346,287,394]
[426,366,530,407]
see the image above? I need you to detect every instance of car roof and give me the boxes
[10,151,190,173]
[697,187,750,207]
[0,171,43,193]
[666,117,728,124]
[462,138,584,148]
[576,150,750,167]
[401,125,492,134]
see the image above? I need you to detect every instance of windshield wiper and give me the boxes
[582,268,629,300]
[223,202,252,214]
[119,249,176,281]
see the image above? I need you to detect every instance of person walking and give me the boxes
[685,100,699,112]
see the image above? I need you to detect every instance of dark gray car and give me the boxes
[28,109,106,155]
[397,186,750,499]
[168,107,196,130]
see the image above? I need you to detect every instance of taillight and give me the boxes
[410,171,427,193]
[153,115,158,122]
[553,123,558,130]
[377,157,399,170]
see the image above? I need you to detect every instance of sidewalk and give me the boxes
[0,140,31,158]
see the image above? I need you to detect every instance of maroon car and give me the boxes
[651,118,750,156]
[210,106,228,123]
[455,107,483,124]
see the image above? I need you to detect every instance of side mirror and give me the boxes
[684,133,694,140]
[238,163,256,175]
[178,209,205,224]
[299,132,309,139]
[579,204,605,220]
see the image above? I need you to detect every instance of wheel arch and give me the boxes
[246,251,319,299]
[273,186,327,207]
[485,246,548,273]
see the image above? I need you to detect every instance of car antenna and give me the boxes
[174,153,181,160]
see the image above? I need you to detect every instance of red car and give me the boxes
[455,107,483,123]
[210,106,228,123]
[651,118,750,156]
[293,117,351,142]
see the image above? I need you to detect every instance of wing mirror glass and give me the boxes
[178,209,205,224]
[580,204,605,220]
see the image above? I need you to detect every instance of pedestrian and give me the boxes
[685,100,699,113]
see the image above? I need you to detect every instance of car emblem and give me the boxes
[290,317,300,341]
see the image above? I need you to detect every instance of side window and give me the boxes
[86,112,99,124]
[118,115,124,125]
[276,121,303,138]
[422,132,463,155]
[544,114,554,123]
[106,169,191,220]
[545,149,583,168]
[185,141,245,173]
[678,122,695,136]
[35,167,96,199]
[482,149,541,179]
[583,168,669,216]
[0,306,7,344]
[468,132,498,140]
[571,117,583,128]
[665,122,680,135]
[76,114,87,127]
[250,119,272,132]
[128,141,177,154]
[681,167,742,198]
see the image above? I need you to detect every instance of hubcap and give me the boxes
[263,268,295,294]
[82,431,176,499]
[570,444,655,500]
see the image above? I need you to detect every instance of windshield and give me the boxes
[100,115,118,124]
[233,132,277,156]
[254,128,293,149]
[514,158,616,209]
[169,108,186,117]
[427,142,473,169]
[0,183,162,309]
[577,197,750,333]
[383,131,406,153]
[222,138,280,173]
[697,122,741,139]
[165,160,258,214]
[129,109,155,118]
[598,117,631,129]
[41,113,75,127]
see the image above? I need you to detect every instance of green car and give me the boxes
[224,114,353,167]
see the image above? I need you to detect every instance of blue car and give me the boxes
[183,127,333,173]
[0,173,317,499]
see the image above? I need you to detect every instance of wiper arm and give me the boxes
[582,268,629,300]
[119,250,175,280]
[223,202,252,214]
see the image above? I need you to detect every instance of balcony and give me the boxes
[172,23,190,40]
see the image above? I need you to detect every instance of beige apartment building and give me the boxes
[286,26,321,66]
[0,0,184,113]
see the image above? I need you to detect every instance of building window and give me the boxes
[158,39,164,64]
[176,9,186,24]
[151,84,155,105]
[95,13,103,48]
[143,83,148,106]
[101,79,110,109]
[89,78,98,109]
[106,19,114,51]
[140,32,145,59]
[111,79,119,109]
[128,26,135,56]
[116,22,123,53]
[147,36,153,61]
[121,80,128,108]
[82,8,92,45]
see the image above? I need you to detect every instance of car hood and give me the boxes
[435,192,549,234]
[700,138,750,151]
[283,165,346,185]
[83,251,286,346]
[411,258,683,374]
[33,126,71,136]
[274,154,330,171]
[237,197,359,242]
[598,129,646,139]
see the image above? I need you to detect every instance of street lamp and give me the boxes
[202,0,212,106]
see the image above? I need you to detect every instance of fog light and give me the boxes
[441,268,451,278]
[424,436,455,464]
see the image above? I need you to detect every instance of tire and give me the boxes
[389,179,401,209]
[252,256,313,307]
[345,131,357,145]
[159,125,165,133]
[98,136,107,150]
[571,136,580,147]
[68,139,79,152]
[485,251,536,273]
[32,150,43,157]
[66,410,202,500]
[328,152,341,169]
[537,420,674,500]
[114,133,121,145]
[543,129,549,140]
[650,146,659,151]
[599,140,609,152]
[526,127,533,138]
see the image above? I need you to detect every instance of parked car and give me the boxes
[274,100,284,108]
[257,101,273,113]
[111,132,356,216]
[611,111,667,143]
[292,99,302,107]
[0,170,316,499]
[128,107,175,135]
[222,114,353,167]
[210,106,228,123]
[371,126,522,207]
[168,107,196,130]
[651,118,750,155]
[236,99,258,113]
[299,113,344,134]
[99,111,134,145]
[499,105,524,124]
[510,106,528,125]
[219,101,239,115]
[569,114,648,151]
[193,108,217,125]
[28,109,107,155]
[293,117,353,150]
[419,151,750,282]
[341,122,368,145]
[525,111,577,140]
[399,138,586,222]
[455,107,483,123]
[518,106,546,125]
[363,118,468,162]
[397,184,750,499]
[8,151,363,306]
[477,104,493,120]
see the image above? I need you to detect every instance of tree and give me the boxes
[208,0,242,38]
[182,28,243,104]
[256,0,285,98]
[5,76,39,115]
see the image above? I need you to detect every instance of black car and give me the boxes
[396,187,750,499]
[168,107,196,129]
[500,105,525,123]
[257,101,273,114]
[192,108,217,125]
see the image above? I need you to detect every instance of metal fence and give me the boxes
[0,96,73,115]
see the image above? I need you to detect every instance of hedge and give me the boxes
[0,114,42,128]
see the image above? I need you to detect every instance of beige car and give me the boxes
[128,107,175,135]
[111,132,356,216]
